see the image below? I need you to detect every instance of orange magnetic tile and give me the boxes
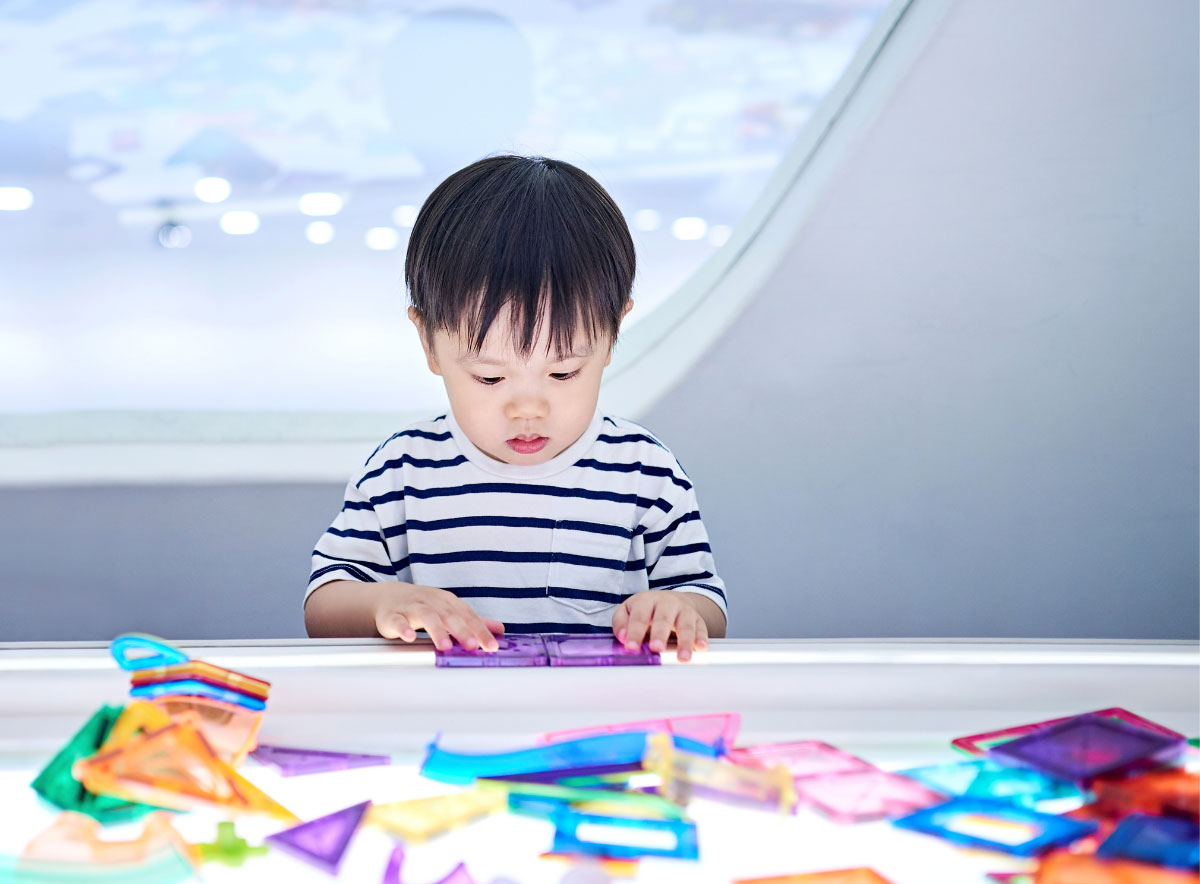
[98,701,173,753]
[539,852,639,877]
[75,723,295,823]
[129,661,270,698]
[734,870,894,884]
[1034,851,1200,884]
[22,810,196,867]
[1093,769,1200,821]
[152,696,263,767]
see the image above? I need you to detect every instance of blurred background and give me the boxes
[0,0,1196,641]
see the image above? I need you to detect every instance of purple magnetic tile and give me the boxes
[727,741,877,779]
[251,744,391,777]
[435,634,548,668]
[382,845,477,884]
[543,635,660,667]
[796,769,947,824]
[266,800,370,875]
[989,713,1185,783]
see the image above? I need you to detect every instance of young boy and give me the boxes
[304,156,726,662]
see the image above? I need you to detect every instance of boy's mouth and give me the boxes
[507,435,548,455]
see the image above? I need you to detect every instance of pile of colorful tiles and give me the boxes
[4,633,1198,884]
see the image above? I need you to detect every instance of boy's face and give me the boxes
[410,302,630,465]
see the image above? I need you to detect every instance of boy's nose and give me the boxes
[505,393,548,421]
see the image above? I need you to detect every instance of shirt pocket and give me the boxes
[546,520,633,616]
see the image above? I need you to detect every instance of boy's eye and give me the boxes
[474,376,503,386]
[551,370,581,381]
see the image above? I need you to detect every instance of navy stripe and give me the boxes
[673,582,727,602]
[624,559,646,572]
[309,563,377,584]
[444,586,625,603]
[573,459,692,492]
[385,482,671,514]
[400,516,632,540]
[326,526,385,542]
[503,622,613,634]
[661,542,711,557]
[644,510,701,545]
[313,549,397,577]
[363,422,451,465]
[342,499,375,512]
[596,432,666,450]
[357,453,468,488]
[409,550,626,571]
[649,570,714,589]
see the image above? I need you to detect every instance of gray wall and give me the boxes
[1,0,1196,641]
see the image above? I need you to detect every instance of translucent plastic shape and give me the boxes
[896,759,1081,808]
[382,846,477,884]
[892,797,1098,857]
[110,635,189,672]
[544,635,660,667]
[1094,813,1200,870]
[550,808,699,860]
[128,680,266,711]
[733,870,895,884]
[251,743,390,777]
[727,740,875,780]
[1093,768,1200,820]
[30,705,159,824]
[643,733,795,813]
[367,787,506,843]
[193,821,268,867]
[21,812,193,867]
[489,779,687,821]
[420,732,649,785]
[436,635,549,668]
[129,661,270,699]
[74,722,296,822]
[542,712,741,754]
[988,714,1185,783]
[1034,850,1200,884]
[952,708,1185,757]
[151,696,263,767]
[795,769,945,824]
[265,801,370,876]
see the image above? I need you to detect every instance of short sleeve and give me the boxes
[305,473,410,605]
[641,482,728,623]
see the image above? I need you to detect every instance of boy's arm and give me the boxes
[305,580,503,649]
[306,471,501,648]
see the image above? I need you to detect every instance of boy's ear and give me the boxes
[408,306,442,376]
[604,299,635,367]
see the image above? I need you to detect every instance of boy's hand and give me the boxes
[612,590,709,663]
[374,584,504,652]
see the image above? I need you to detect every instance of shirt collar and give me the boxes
[445,409,604,479]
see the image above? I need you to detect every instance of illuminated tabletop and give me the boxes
[1,639,1197,883]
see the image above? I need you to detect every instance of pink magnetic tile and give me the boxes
[952,708,1184,757]
[542,713,741,750]
[727,741,876,779]
[795,769,946,824]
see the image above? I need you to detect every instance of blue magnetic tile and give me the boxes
[892,797,1098,857]
[897,760,1082,808]
[1095,813,1200,870]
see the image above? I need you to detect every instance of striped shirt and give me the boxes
[307,410,727,633]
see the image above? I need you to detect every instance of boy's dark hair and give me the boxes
[405,155,636,358]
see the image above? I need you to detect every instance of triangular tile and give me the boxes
[267,800,370,874]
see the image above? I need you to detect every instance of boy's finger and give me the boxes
[484,619,506,636]
[611,604,630,643]
[623,603,653,651]
[647,611,674,654]
[443,615,479,650]
[454,609,499,652]
[378,612,416,642]
[675,618,697,662]
[414,610,452,651]
[695,618,710,652]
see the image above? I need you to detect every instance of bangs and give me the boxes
[405,156,636,358]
